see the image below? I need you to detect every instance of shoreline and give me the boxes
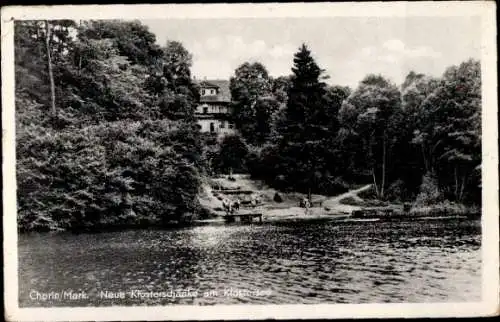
[19,176,481,233]
[18,210,480,234]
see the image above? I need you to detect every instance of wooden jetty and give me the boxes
[223,213,263,223]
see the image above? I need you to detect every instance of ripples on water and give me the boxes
[18,218,481,306]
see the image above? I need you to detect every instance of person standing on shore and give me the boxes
[233,198,241,212]
[302,197,311,215]
[222,198,232,214]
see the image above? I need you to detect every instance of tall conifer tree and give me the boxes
[275,44,332,196]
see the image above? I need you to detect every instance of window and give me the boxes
[228,123,234,129]
[202,89,206,95]
[203,107,208,114]
[220,121,225,129]
[210,122,215,133]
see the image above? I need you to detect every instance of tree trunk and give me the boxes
[78,54,82,75]
[78,20,82,74]
[45,20,56,115]
[380,135,387,198]
[372,168,380,197]
[36,22,42,57]
[459,172,468,202]
[421,143,429,173]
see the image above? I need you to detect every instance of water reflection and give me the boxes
[18,218,481,306]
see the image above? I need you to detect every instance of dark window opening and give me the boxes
[210,122,215,133]
[203,107,208,114]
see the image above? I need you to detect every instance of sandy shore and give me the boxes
[263,207,351,222]
[196,206,346,221]
[197,175,375,223]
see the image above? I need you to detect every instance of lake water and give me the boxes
[18,218,481,306]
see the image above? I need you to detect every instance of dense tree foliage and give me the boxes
[231,46,481,206]
[229,62,275,144]
[17,20,482,232]
[213,134,250,174]
[412,60,481,203]
[16,20,202,231]
[252,45,347,196]
[339,75,402,198]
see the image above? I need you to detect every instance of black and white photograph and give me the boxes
[2,2,498,321]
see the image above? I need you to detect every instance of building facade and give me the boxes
[195,80,236,137]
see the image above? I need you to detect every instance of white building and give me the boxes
[195,80,236,138]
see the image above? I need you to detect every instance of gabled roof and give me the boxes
[197,79,231,103]
[198,80,220,88]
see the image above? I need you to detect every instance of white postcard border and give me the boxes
[2,2,498,321]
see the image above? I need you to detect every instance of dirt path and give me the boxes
[324,184,372,204]
[316,184,372,215]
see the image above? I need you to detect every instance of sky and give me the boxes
[141,16,481,88]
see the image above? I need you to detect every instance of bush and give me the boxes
[196,206,218,220]
[317,176,349,196]
[212,134,249,174]
[273,192,283,203]
[246,146,263,177]
[385,179,408,202]
[338,196,361,206]
[338,196,388,207]
[17,125,109,231]
[358,186,377,199]
[414,172,442,206]
[17,120,202,231]
[410,200,469,216]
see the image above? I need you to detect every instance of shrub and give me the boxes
[385,179,408,202]
[197,206,218,219]
[358,185,377,199]
[213,134,249,174]
[17,120,202,231]
[338,196,362,206]
[318,176,349,196]
[410,200,469,216]
[273,192,283,203]
[414,172,442,206]
[246,146,263,177]
[338,196,387,207]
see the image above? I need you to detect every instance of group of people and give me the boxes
[222,195,312,215]
[222,198,240,215]
[221,194,262,215]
